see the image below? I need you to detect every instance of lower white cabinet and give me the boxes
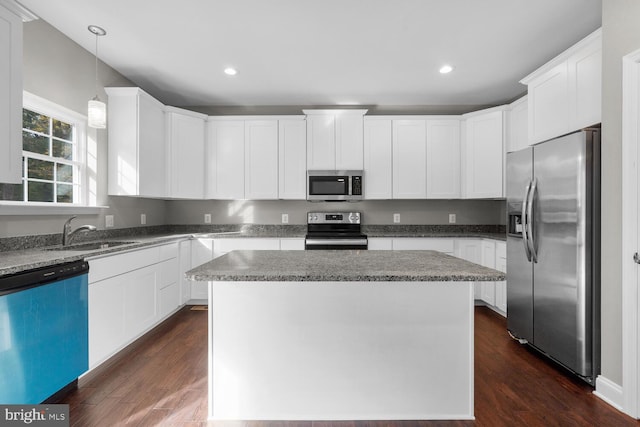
[454,239,483,299]
[190,238,214,301]
[392,237,455,255]
[280,238,305,250]
[87,243,181,369]
[368,238,393,250]
[494,242,507,315]
[480,240,496,306]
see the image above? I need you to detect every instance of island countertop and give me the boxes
[186,249,505,282]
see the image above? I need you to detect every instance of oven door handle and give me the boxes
[304,238,368,246]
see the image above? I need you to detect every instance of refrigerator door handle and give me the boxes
[522,181,532,262]
[527,178,538,263]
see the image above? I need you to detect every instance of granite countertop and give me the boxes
[186,249,506,282]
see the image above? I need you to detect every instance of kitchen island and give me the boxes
[186,250,505,421]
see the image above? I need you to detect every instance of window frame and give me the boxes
[0,92,105,215]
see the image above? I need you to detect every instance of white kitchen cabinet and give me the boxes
[454,239,483,299]
[245,120,279,199]
[494,241,507,315]
[106,87,167,197]
[179,239,192,304]
[393,120,427,199]
[364,118,393,199]
[0,4,22,184]
[426,118,461,198]
[522,29,601,144]
[87,243,180,369]
[165,107,207,199]
[480,240,496,306]
[368,238,393,250]
[190,238,214,301]
[280,238,305,250]
[507,96,529,153]
[462,108,505,199]
[393,238,455,255]
[304,109,367,170]
[278,119,307,199]
[213,238,281,258]
[206,119,245,199]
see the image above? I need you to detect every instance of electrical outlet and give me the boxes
[449,213,457,224]
[204,214,212,224]
[140,213,146,225]
[393,213,401,224]
[281,213,289,224]
[105,215,114,228]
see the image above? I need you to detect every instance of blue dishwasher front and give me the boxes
[0,261,89,404]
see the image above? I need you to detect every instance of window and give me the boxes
[0,93,88,205]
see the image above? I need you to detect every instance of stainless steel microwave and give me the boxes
[307,170,363,201]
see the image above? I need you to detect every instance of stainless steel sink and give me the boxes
[45,241,137,251]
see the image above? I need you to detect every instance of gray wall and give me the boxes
[166,199,506,225]
[600,0,640,387]
[0,19,167,237]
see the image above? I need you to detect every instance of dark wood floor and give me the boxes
[64,306,639,426]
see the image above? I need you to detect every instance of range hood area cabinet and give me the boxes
[106,87,167,198]
[363,116,463,199]
[304,109,367,170]
[0,3,23,184]
[206,116,307,200]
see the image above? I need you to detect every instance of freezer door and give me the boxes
[532,131,593,377]
[506,147,533,342]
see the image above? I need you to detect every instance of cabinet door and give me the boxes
[245,120,279,199]
[207,120,245,199]
[480,240,496,306]
[123,265,158,342]
[138,92,166,197]
[426,119,461,198]
[393,120,427,199]
[179,240,192,304]
[454,239,483,300]
[307,115,335,170]
[364,119,393,199]
[568,40,601,130]
[278,120,306,199]
[527,62,569,144]
[507,96,529,153]
[463,111,504,198]
[495,256,507,314]
[0,5,22,184]
[89,275,126,367]
[191,239,214,301]
[167,112,205,199]
[335,113,364,170]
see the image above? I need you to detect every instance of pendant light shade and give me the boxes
[88,96,107,129]
[88,25,107,129]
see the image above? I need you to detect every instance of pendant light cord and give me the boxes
[94,31,99,97]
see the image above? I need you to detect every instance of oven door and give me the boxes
[304,236,368,250]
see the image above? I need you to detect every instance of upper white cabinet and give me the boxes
[245,120,279,199]
[426,118,461,198]
[393,119,427,198]
[363,118,393,199]
[506,96,529,153]
[278,119,307,199]
[0,4,22,184]
[304,109,367,170]
[206,119,245,199]
[165,106,207,199]
[521,29,601,144]
[106,88,167,197]
[462,108,505,199]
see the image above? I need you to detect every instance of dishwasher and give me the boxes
[0,260,89,404]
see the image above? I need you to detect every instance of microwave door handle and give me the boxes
[522,181,532,262]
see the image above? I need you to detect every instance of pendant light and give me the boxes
[87,25,107,129]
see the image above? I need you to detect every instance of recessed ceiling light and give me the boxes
[439,65,454,74]
[224,67,237,76]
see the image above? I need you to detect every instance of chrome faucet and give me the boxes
[62,216,97,246]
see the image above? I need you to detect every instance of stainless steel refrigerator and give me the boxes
[506,128,600,385]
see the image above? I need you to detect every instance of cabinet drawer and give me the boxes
[89,246,161,283]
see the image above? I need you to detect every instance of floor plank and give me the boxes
[63,306,639,426]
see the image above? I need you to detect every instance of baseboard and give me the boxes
[594,375,625,413]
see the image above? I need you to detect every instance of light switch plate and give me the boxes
[140,213,146,225]
[204,214,212,224]
[393,213,401,223]
[105,215,114,228]
[449,213,456,224]
[281,213,289,224]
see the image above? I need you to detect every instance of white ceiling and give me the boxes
[18,0,602,108]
